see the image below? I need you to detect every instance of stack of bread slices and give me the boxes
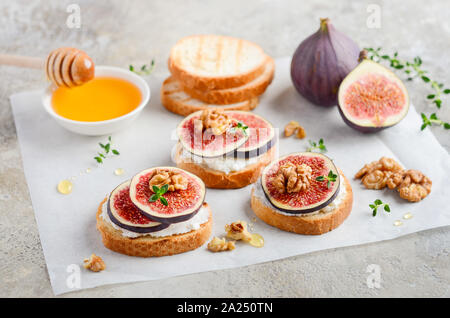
[161,35,275,116]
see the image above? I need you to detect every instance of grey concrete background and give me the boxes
[0,0,449,297]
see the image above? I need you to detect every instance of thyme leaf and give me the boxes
[365,48,449,132]
[306,138,327,153]
[148,184,169,206]
[129,59,155,76]
[316,170,337,188]
[370,199,391,217]
[93,136,120,164]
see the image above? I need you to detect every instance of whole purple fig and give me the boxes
[291,18,360,107]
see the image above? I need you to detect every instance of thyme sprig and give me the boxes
[369,199,391,217]
[149,184,169,206]
[365,47,450,131]
[129,59,155,76]
[316,170,337,188]
[307,138,327,153]
[231,121,249,136]
[94,136,120,164]
[421,113,450,131]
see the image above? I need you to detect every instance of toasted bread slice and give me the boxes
[251,172,353,235]
[180,57,275,105]
[161,76,258,116]
[96,199,213,257]
[174,142,276,189]
[169,35,267,90]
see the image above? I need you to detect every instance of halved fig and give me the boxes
[338,58,409,133]
[261,152,340,214]
[176,110,249,158]
[129,167,206,223]
[230,111,276,158]
[107,181,170,233]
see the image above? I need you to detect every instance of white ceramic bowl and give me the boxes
[42,65,150,136]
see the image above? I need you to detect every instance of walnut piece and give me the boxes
[284,121,299,137]
[273,162,312,194]
[295,126,306,139]
[284,121,306,139]
[198,109,232,135]
[207,237,235,252]
[355,157,403,190]
[149,169,188,192]
[356,157,432,202]
[225,221,252,242]
[386,169,432,202]
[83,254,106,272]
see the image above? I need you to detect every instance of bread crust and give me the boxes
[161,77,258,116]
[251,173,353,235]
[96,200,213,257]
[169,35,267,91]
[174,144,276,189]
[180,57,275,105]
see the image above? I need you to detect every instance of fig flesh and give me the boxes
[231,111,275,158]
[107,181,170,233]
[177,110,275,159]
[338,59,409,132]
[261,152,340,214]
[129,167,206,223]
[176,110,249,158]
[291,18,360,107]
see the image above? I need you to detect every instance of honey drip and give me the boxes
[114,168,124,176]
[403,212,413,220]
[249,233,264,248]
[393,220,403,227]
[57,179,73,194]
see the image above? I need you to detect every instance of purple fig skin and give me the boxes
[291,18,360,107]
[337,105,389,133]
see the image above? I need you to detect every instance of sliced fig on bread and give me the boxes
[176,110,249,158]
[107,181,170,233]
[230,111,276,158]
[129,167,206,223]
[261,152,340,214]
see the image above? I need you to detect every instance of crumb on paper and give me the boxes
[83,254,106,272]
[225,221,252,242]
[207,237,235,252]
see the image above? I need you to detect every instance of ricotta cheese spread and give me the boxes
[100,200,210,238]
[176,145,260,174]
[252,175,347,217]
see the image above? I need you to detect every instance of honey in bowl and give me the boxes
[51,77,142,122]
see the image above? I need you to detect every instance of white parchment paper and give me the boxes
[10,57,450,295]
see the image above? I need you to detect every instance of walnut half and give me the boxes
[284,121,306,139]
[273,162,312,194]
[225,221,252,242]
[355,157,403,190]
[83,254,106,272]
[207,237,235,252]
[386,169,432,202]
[149,169,188,192]
[198,109,232,136]
[356,157,432,202]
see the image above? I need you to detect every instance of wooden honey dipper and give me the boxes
[0,47,95,87]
